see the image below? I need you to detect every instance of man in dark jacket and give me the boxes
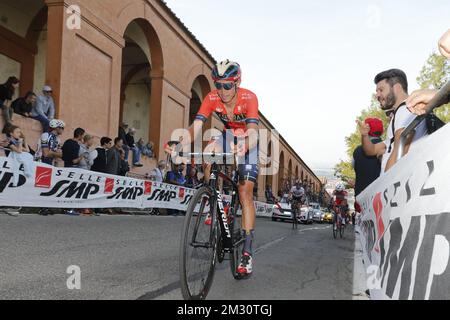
[105,137,122,175]
[62,128,85,168]
[118,122,129,161]
[91,137,112,173]
[125,128,143,167]
[12,92,36,117]
[353,118,384,197]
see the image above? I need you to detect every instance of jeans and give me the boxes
[2,105,13,124]
[131,146,141,165]
[122,145,130,161]
[32,115,50,132]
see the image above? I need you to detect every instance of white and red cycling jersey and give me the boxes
[333,190,348,212]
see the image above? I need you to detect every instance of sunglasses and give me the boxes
[214,82,235,91]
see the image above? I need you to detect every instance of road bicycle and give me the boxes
[179,152,247,300]
[332,206,346,239]
[290,199,300,230]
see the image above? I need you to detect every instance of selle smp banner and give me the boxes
[356,124,450,300]
[0,157,274,216]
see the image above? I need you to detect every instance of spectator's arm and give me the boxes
[384,128,414,173]
[35,98,47,119]
[9,143,23,153]
[42,147,62,159]
[439,29,450,59]
[48,99,55,119]
[359,122,386,157]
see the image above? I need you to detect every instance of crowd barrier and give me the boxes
[356,123,450,300]
[0,157,275,217]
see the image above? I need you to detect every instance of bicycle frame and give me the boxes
[208,161,243,252]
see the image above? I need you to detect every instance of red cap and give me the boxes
[365,118,384,137]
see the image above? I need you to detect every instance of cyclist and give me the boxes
[35,119,65,165]
[332,182,348,230]
[165,60,259,277]
[289,181,305,221]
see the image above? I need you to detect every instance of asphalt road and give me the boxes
[0,213,367,300]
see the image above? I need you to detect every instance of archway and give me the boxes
[189,75,210,125]
[120,19,163,150]
[0,1,47,96]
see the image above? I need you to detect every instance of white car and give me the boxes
[299,206,314,224]
[272,198,294,222]
[309,203,325,223]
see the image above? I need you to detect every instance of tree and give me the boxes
[416,52,450,122]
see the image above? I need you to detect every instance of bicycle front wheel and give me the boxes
[180,186,218,300]
[332,216,338,239]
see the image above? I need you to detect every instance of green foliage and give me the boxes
[333,160,355,183]
[416,52,450,122]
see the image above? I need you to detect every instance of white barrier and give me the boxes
[0,157,274,217]
[356,124,450,300]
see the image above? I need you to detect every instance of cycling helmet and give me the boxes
[212,60,241,82]
[49,119,65,129]
[335,183,345,192]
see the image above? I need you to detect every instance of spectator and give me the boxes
[265,184,275,204]
[91,137,112,173]
[62,128,85,168]
[105,137,122,175]
[0,76,20,128]
[1,125,32,217]
[185,166,200,189]
[74,134,97,216]
[61,128,85,216]
[353,118,384,197]
[125,128,143,167]
[150,160,167,182]
[31,86,55,132]
[166,163,187,186]
[78,134,98,170]
[118,122,129,161]
[118,149,130,176]
[35,119,64,165]
[139,140,154,158]
[12,91,36,118]
[166,163,186,216]
[358,69,428,174]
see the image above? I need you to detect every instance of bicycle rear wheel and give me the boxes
[180,186,218,300]
[340,223,345,239]
[229,196,244,280]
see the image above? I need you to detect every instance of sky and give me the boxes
[164,0,450,171]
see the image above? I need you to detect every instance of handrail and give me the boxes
[397,80,450,161]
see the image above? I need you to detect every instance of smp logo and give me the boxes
[104,178,115,194]
[144,181,152,195]
[35,166,53,188]
[179,188,185,199]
